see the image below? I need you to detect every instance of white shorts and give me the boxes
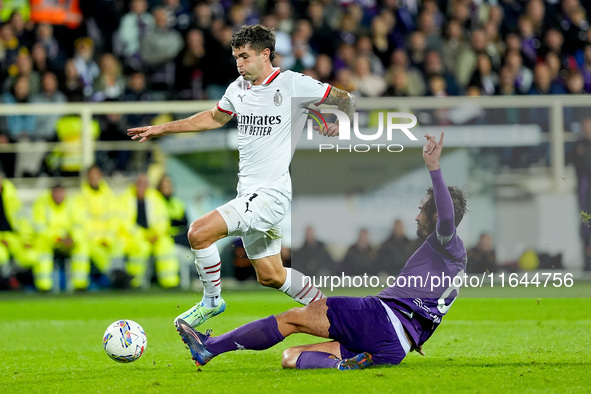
[216,188,289,260]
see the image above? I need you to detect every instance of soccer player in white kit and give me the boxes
[127,25,355,328]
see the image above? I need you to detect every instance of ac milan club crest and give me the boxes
[274,90,282,106]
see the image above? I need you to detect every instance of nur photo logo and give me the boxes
[305,109,418,152]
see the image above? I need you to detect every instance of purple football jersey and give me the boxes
[376,169,467,347]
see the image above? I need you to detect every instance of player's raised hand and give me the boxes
[422,132,444,171]
[127,125,165,143]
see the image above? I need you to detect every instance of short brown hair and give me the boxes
[230,24,276,61]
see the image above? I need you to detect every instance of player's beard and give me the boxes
[416,220,434,240]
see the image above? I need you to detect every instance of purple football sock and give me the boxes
[205,316,285,356]
[296,351,341,369]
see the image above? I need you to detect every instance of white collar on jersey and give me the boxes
[261,67,281,85]
[240,67,281,90]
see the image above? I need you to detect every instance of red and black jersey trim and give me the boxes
[263,68,281,85]
[314,85,332,106]
[216,103,235,116]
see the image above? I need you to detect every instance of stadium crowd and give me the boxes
[1,0,591,291]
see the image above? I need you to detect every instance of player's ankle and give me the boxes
[202,295,223,308]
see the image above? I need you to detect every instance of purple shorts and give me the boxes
[326,296,408,365]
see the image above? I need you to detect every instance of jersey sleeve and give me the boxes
[216,84,237,116]
[291,72,332,106]
[430,168,456,243]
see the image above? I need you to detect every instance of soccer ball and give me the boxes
[103,320,147,363]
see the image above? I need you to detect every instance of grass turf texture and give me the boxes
[1,288,590,393]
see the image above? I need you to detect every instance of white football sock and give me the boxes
[192,245,222,304]
[279,268,325,305]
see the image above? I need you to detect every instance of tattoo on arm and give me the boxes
[324,86,356,120]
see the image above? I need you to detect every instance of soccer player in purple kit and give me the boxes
[176,132,470,370]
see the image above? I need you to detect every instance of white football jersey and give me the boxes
[217,68,331,198]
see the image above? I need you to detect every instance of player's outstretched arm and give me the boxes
[423,132,455,239]
[318,86,356,137]
[127,107,233,143]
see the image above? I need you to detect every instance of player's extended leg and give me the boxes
[176,210,228,327]
[250,250,326,305]
[176,298,331,366]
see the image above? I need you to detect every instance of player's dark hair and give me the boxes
[423,186,469,227]
[230,24,276,61]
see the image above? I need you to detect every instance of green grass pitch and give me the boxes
[1,288,590,393]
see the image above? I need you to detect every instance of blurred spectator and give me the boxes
[31,71,67,141]
[1,23,22,73]
[157,174,190,249]
[417,5,443,51]
[375,219,416,276]
[312,53,333,84]
[122,71,154,127]
[30,42,53,75]
[559,3,588,56]
[175,28,206,100]
[518,15,540,68]
[3,50,41,95]
[427,74,448,97]
[351,56,387,97]
[332,67,359,96]
[579,44,591,92]
[59,58,85,102]
[292,226,334,276]
[340,228,374,276]
[332,42,356,73]
[456,29,495,89]
[528,62,566,95]
[368,14,394,69]
[202,22,236,100]
[6,10,34,49]
[387,48,426,96]
[72,37,100,98]
[407,30,427,71]
[383,67,412,97]
[307,0,338,58]
[1,75,36,141]
[35,23,65,71]
[282,20,316,72]
[355,35,385,76]
[32,182,90,291]
[115,0,154,72]
[423,50,461,95]
[468,54,499,96]
[76,164,126,288]
[118,173,179,288]
[0,172,36,290]
[467,233,497,274]
[162,0,192,32]
[442,19,469,81]
[188,1,216,32]
[573,117,591,270]
[140,7,184,95]
[92,53,125,101]
[504,49,534,94]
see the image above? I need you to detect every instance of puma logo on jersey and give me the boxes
[237,93,246,102]
[244,193,258,213]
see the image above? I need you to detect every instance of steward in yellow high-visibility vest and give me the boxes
[0,174,37,286]
[75,165,124,283]
[118,173,179,289]
[32,183,90,291]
